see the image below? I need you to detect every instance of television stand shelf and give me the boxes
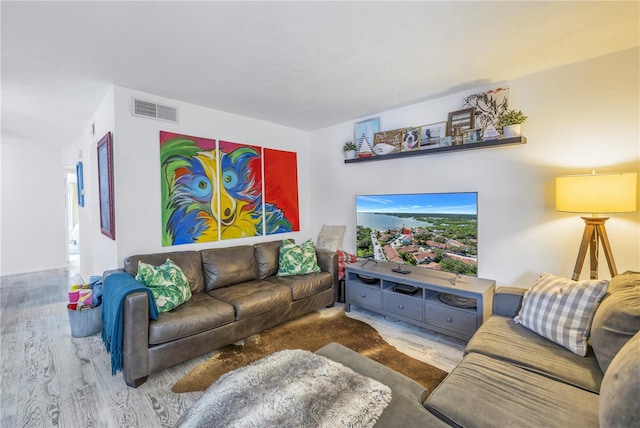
[345,261,495,341]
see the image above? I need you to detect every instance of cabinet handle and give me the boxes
[446,317,453,322]
[398,304,405,309]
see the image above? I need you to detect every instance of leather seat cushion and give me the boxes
[425,353,599,428]
[466,315,603,393]
[148,293,235,345]
[208,280,292,320]
[266,272,332,300]
[125,251,204,294]
[201,246,258,291]
[254,240,284,279]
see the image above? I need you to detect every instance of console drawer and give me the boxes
[347,283,381,309]
[424,302,477,337]
[383,292,423,322]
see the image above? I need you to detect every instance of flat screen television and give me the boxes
[356,192,478,276]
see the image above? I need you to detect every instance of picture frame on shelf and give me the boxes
[462,86,510,130]
[354,117,380,157]
[373,128,404,155]
[420,121,447,149]
[97,131,115,240]
[401,127,421,152]
[463,128,483,144]
[447,108,475,136]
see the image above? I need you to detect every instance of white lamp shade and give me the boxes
[556,172,637,213]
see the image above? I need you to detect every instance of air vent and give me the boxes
[132,98,178,123]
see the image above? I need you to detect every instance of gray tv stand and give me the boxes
[345,261,495,341]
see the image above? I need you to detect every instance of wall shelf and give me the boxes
[344,136,526,164]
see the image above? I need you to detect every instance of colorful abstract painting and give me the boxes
[264,148,299,234]
[160,131,219,246]
[160,132,299,246]
[218,141,263,240]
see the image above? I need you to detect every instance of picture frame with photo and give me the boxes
[420,121,447,149]
[401,127,421,152]
[463,128,483,144]
[447,108,475,136]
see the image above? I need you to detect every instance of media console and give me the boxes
[345,261,495,341]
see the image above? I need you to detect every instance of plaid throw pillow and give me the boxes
[514,273,609,356]
[337,250,358,280]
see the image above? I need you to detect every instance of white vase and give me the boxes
[502,124,522,138]
[345,150,357,160]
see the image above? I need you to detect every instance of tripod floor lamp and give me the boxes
[556,172,637,280]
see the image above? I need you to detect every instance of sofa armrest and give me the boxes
[316,249,339,301]
[103,268,125,281]
[492,287,526,318]
[122,291,151,387]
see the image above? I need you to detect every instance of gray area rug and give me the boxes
[176,349,392,428]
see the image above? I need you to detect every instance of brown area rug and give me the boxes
[172,308,448,393]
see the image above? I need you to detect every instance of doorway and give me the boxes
[65,167,80,273]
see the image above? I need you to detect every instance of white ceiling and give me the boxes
[2,1,639,148]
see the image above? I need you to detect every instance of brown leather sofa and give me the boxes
[106,240,338,387]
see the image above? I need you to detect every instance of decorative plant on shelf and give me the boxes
[497,110,527,138]
[497,110,528,126]
[343,140,357,152]
[343,140,357,159]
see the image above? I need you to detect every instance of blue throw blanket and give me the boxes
[101,272,159,375]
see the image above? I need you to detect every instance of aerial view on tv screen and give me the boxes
[356,192,478,276]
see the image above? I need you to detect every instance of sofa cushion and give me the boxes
[265,271,333,300]
[201,246,258,291]
[425,353,599,428]
[135,259,192,312]
[599,331,640,428]
[148,293,235,345]
[125,251,204,294]
[514,273,608,356]
[466,315,603,393]
[277,239,321,276]
[254,240,283,279]
[208,280,292,320]
[606,270,640,294]
[590,274,640,373]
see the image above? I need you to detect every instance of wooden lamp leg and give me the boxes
[571,217,618,281]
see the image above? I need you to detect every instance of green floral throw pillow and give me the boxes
[135,259,192,312]
[277,239,321,276]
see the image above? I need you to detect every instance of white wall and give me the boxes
[108,87,311,268]
[309,48,640,288]
[0,143,68,275]
[4,48,637,283]
[64,88,118,281]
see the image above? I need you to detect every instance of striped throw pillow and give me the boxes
[514,273,609,356]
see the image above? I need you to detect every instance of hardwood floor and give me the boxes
[0,267,464,428]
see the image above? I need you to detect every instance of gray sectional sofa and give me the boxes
[107,240,338,387]
[318,270,640,427]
